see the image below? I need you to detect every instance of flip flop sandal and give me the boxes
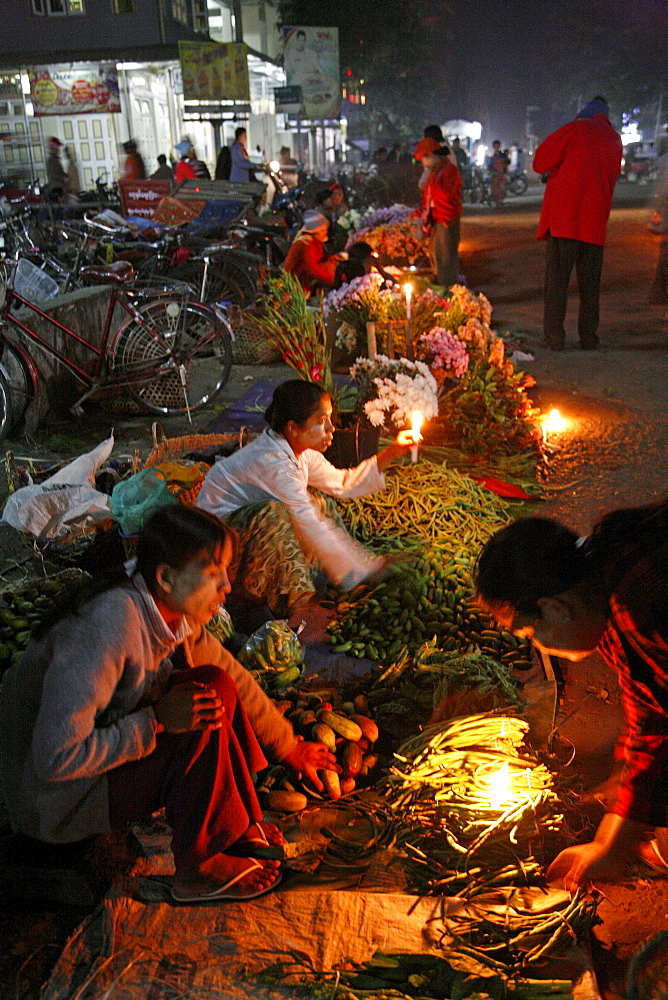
[227,822,285,859]
[636,839,668,874]
[171,859,282,903]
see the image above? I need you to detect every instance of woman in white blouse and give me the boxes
[197,380,414,619]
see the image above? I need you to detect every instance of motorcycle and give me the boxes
[507,169,529,196]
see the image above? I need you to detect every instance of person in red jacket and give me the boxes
[282,212,340,296]
[420,144,463,289]
[533,97,623,351]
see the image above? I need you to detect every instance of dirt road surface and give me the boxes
[1,181,667,998]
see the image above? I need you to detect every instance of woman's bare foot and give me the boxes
[173,854,280,901]
[243,821,285,846]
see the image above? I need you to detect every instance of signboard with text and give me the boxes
[274,85,302,115]
[178,41,250,102]
[283,26,340,120]
[118,179,171,220]
[28,64,120,116]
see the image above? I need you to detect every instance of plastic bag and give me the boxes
[206,605,234,645]
[2,436,114,538]
[238,620,305,691]
[110,467,177,536]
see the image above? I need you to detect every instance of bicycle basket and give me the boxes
[229,308,281,365]
[14,258,60,305]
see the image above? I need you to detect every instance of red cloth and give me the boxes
[283,233,338,294]
[108,664,266,868]
[470,476,532,500]
[122,153,146,181]
[532,115,623,246]
[422,159,462,225]
[595,545,668,826]
[174,159,198,184]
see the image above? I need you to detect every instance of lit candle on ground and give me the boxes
[541,407,569,441]
[410,410,423,463]
[487,761,511,811]
[404,281,413,321]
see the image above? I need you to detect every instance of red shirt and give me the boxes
[596,543,668,825]
[174,159,198,184]
[422,159,462,225]
[532,115,622,246]
[283,233,337,295]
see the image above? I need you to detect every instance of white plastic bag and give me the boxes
[2,435,114,539]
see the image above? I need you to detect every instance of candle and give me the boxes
[410,409,423,463]
[404,281,413,321]
[487,762,511,811]
[541,407,568,441]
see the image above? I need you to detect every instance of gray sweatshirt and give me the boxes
[0,574,298,843]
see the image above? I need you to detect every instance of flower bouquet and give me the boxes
[323,273,388,354]
[251,272,337,402]
[357,219,429,268]
[349,354,439,432]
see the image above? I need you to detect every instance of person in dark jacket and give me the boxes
[151,154,173,181]
[532,96,623,351]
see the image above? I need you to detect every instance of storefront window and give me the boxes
[112,0,134,11]
[171,0,188,25]
[33,0,87,13]
[192,0,207,32]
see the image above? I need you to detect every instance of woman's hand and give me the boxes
[376,433,415,472]
[547,841,625,890]
[283,736,341,792]
[154,681,225,734]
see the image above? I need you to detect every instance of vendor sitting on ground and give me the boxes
[282,211,341,296]
[474,497,668,890]
[0,505,337,904]
[196,380,415,619]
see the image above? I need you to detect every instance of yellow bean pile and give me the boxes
[338,461,512,550]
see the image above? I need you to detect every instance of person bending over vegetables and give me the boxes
[0,506,338,904]
[474,498,668,890]
[196,379,416,618]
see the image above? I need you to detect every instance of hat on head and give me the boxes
[174,138,192,157]
[47,136,62,149]
[302,211,329,233]
[414,137,440,162]
[577,98,610,119]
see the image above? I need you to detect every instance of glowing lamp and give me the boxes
[269,159,280,172]
[410,410,423,463]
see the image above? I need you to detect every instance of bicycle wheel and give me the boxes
[0,368,11,445]
[0,335,37,432]
[170,255,257,307]
[509,175,528,196]
[111,298,232,416]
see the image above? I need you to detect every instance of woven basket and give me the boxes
[143,423,251,506]
[230,308,282,365]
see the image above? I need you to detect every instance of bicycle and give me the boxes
[0,255,233,445]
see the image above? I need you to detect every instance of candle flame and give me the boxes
[488,762,511,810]
[541,408,568,434]
[411,410,423,442]
[404,282,413,298]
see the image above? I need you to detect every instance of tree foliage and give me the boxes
[277,0,454,139]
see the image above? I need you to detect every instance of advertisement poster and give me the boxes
[178,41,250,102]
[283,26,340,120]
[28,64,120,116]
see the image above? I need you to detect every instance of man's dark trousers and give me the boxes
[543,233,604,349]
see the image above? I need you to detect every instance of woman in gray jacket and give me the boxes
[0,505,336,903]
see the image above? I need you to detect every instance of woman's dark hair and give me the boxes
[34,506,233,638]
[264,379,328,433]
[424,124,443,142]
[348,241,373,259]
[475,496,668,617]
[475,517,585,617]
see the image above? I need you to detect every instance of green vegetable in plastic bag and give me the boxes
[110,468,177,536]
[238,620,305,687]
[206,605,234,645]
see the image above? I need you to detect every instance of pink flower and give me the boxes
[310,363,323,381]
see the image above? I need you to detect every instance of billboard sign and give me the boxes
[28,64,120,116]
[178,41,250,102]
[283,26,340,120]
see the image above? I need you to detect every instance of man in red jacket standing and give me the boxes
[533,97,622,350]
[420,144,463,289]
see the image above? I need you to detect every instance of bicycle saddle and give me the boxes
[79,261,135,285]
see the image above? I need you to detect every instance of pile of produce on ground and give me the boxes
[325,540,532,671]
[256,942,593,999]
[259,688,381,811]
[337,460,514,548]
[0,569,89,675]
[384,714,562,897]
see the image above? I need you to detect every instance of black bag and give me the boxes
[215,146,232,181]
